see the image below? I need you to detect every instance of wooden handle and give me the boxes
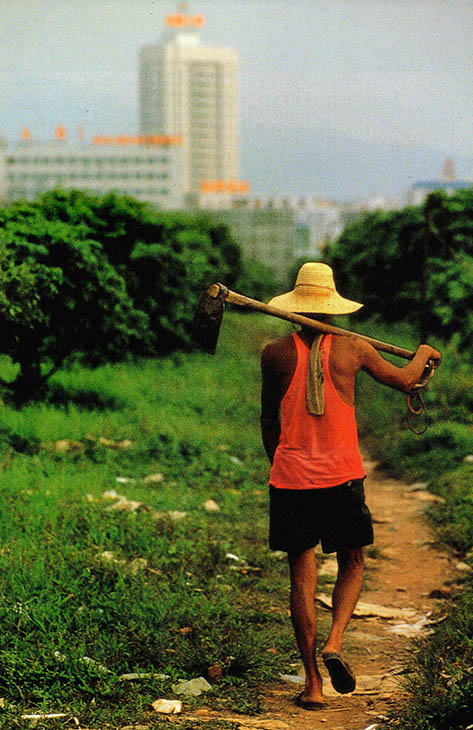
[207,283,414,360]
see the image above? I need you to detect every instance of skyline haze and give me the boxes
[1,0,472,201]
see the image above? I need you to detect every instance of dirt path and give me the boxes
[182,456,454,730]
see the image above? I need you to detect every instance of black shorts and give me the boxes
[269,478,374,555]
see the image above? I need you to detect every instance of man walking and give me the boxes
[260,262,441,709]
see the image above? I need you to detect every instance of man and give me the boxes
[260,262,441,710]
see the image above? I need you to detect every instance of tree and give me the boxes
[325,187,473,354]
[36,191,243,352]
[235,257,282,302]
[0,205,148,402]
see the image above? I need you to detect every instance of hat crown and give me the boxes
[295,263,335,290]
[267,261,362,315]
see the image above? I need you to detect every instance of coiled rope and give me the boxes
[405,360,437,435]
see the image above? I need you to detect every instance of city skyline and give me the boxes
[1,0,472,202]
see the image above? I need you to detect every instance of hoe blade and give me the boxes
[191,289,225,354]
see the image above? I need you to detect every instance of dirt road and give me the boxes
[184,456,454,730]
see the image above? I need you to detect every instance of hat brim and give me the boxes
[267,291,363,315]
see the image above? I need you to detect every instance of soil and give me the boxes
[179,455,456,730]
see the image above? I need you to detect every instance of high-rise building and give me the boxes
[139,9,239,197]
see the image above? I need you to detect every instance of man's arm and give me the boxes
[360,340,441,392]
[260,343,283,464]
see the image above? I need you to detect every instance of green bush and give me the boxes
[382,422,473,482]
[0,207,147,401]
[426,464,473,554]
[325,187,473,355]
[37,190,243,354]
[0,190,247,400]
[234,257,281,302]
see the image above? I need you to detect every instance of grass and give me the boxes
[2,312,473,729]
[0,312,315,729]
[352,321,473,730]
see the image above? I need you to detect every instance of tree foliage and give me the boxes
[235,257,282,302]
[325,188,473,353]
[37,191,243,353]
[0,190,244,400]
[0,204,146,401]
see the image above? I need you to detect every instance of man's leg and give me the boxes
[288,547,324,704]
[322,546,364,655]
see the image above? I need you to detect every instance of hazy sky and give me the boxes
[1,0,472,200]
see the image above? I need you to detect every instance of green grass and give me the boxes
[0,312,313,728]
[352,321,473,730]
[2,312,472,729]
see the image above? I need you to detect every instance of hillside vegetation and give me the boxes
[1,185,472,728]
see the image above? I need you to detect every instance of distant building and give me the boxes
[139,10,239,197]
[203,207,297,282]
[0,138,7,202]
[407,158,472,206]
[197,195,346,282]
[407,179,471,207]
[0,136,184,209]
[199,193,345,266]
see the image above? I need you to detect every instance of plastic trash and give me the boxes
[172,677,212,696]
[120,672,169,681]
[279,674,304,685]
[204,499,220,512]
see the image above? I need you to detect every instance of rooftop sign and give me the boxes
[55,124,67,140]
[92,135,183,146]
[166,13,204,27]
[200,180,250,194]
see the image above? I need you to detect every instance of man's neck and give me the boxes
[297,314,330,346]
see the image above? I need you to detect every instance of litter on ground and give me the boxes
[151,698,182,714]
[172,676,212,696]
[316,593,418,620]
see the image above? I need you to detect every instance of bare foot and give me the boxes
[300,673,324,705]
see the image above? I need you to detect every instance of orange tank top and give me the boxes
[269,333,365,489]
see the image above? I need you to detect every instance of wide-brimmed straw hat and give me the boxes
[268,262,363,315]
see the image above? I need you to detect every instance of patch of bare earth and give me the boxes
[177,456,455,730]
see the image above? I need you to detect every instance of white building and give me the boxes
[0,135,184,209]
[139,10,239,197]
[199,193,345,258]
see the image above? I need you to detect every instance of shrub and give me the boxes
[380,422,473,481]
[325,187,473,355]
[427,464,473,554]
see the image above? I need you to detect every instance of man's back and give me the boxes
[261,328,440,466]
[262,331,364,409]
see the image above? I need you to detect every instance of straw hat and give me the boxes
[268,262,363,315]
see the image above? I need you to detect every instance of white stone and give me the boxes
[152,699,182,714]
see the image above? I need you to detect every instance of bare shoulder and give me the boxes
[261,334,296,377]
[330,333,366,370]
[261,335,293,362]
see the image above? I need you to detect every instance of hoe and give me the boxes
[192,282,437,430]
